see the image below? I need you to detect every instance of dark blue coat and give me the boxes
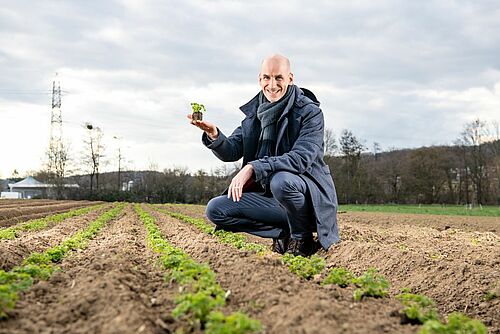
[202,86,339,249]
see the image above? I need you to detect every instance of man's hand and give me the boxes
[187,114,218,140]
[228,164,254,202]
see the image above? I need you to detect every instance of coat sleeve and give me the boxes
[202,126,244,162]
[249,105,324,183]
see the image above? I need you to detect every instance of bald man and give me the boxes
[188,54,339,256]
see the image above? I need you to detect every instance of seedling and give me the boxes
[282,253,325,280]
[396,293,439,324]
[206,311,262,334]
[191,102,206,121]
[322,267,355,287]
[352,268,389,301]
[418,312,487,334]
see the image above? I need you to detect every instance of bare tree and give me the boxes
[45,140,71,198]
[83,123,105,192]
[456,118,489,204]
[324,128,338,157]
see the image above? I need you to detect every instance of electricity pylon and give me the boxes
[47,73,67,179]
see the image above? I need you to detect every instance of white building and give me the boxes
[7,176,79,199]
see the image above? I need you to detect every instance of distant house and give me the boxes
[7,176,79,199]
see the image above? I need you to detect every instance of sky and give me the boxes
[1,0,499,179]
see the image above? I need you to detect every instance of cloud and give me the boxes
[1,1,499,177]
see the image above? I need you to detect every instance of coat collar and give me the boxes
[239,86,320,117]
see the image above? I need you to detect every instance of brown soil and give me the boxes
[0,204,185,334]
[163,204,500,334]
[0,201,97,227]
[0,199,64,209]
[0,205,111,271]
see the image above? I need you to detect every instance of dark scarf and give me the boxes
[256,85,296,158]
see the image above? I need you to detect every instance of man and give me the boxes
[188,54,339,257]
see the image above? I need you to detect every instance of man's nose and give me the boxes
[269,78,277,89]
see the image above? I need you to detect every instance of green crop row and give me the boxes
[155,207,326,280]
[0,203,124,318]
[156,208,267,254]
[0,203,106,240]
[134,204,261,334]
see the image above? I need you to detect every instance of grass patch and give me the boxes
[339,204,500,217]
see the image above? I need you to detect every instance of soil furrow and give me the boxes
[0,201,97,228]
[148,207,415,334]
[0,199,68,209]
[0,204,183,334]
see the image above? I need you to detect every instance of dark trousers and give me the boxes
[205,171,316,240]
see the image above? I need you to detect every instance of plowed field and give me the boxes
[0,201,498,334]
[0,199,99,228]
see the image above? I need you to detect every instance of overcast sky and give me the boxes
[1,0,499,179]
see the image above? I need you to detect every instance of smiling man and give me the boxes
[188,54,339,256]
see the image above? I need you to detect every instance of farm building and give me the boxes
[7,176,79,199]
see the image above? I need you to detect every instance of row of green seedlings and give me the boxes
[154,206,325,280]
[158,207,488,333]
[323,267,487,333]
[134,204,261,334]
[0,203,107,240]
[0,203,125,318]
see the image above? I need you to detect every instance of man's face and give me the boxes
[259,59,294,102]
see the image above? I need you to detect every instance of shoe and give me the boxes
[286,237,320,257]
[271,235,290,254]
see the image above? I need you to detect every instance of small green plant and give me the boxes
[191,102,206,113]
[396,293,439,324]
[322,267,355,287]
[206,311,262,334]
[418,312,487,334]
[483,290,497,301]
[352,268,389,301]
[191,102,206,121]
[282,253,325,280]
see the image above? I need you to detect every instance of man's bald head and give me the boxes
[259,54,294,102]
[261,54,291,73]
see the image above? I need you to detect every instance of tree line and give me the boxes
[23,118,500,205]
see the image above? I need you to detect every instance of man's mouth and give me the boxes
[267,89,281,95]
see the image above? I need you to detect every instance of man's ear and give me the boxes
[289,72,294,83]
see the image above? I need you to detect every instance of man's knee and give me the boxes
[205,196,227,224]
[270,171,303,199]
